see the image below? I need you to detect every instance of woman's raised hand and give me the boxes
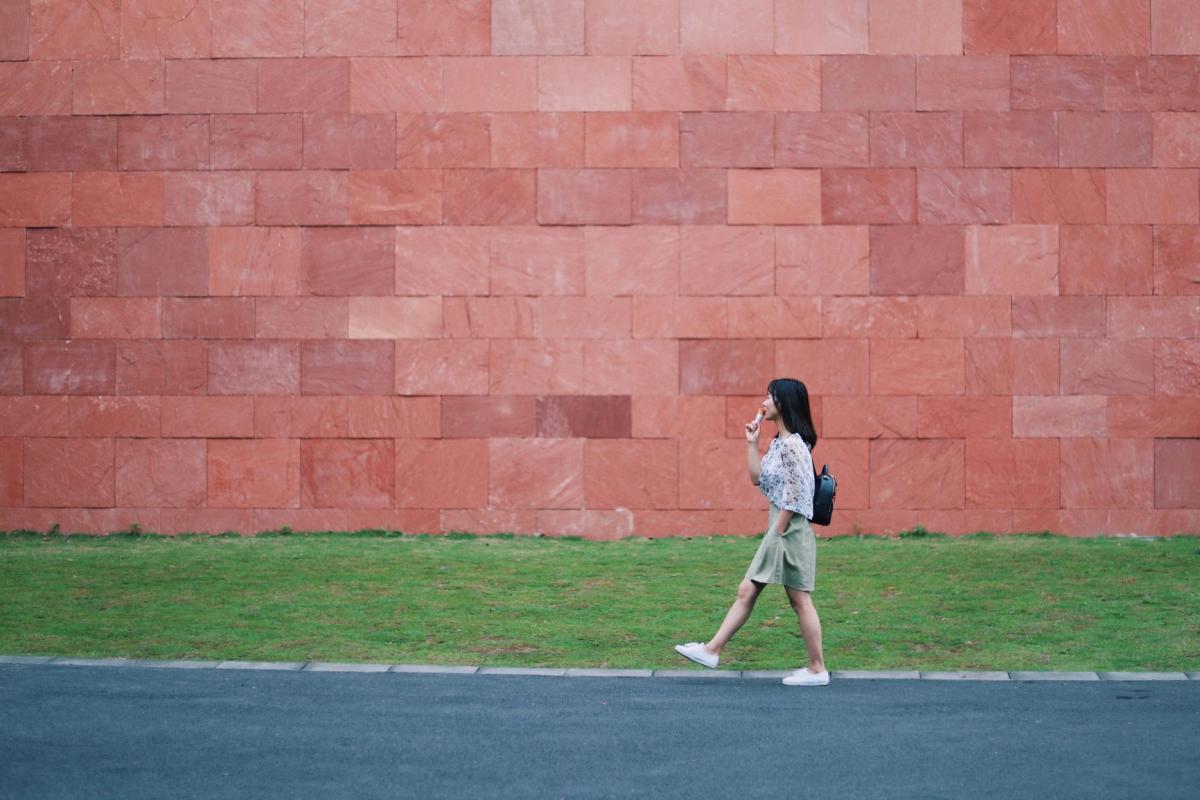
[744,419,760,444]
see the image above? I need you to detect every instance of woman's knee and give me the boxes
[787,588,812,610]
[736,579,762,603]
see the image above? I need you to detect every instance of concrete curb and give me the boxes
[2,655,1198,681]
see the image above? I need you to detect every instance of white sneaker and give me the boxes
[674,642,719,669]
[782,667,830,686]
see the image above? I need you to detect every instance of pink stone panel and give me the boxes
[348,297,441,339]
[775,112,869,167]
[1061,338,1155,395]
[442,396,536,439]
[396,113,488,168]
[159,396,253,438]
[349,57,441,112]
[1012,168,1107,223]
[1108,396,1200,437]
[0,229,22,298]
[0,0,31,60]
[918,396,1011,439]
[536,509,634,539]
[678,438,764,510]
[679,339,773,395]
[210,114,301,169]
[584,439,677,508]
[536,297,631,338]
[26,116,117,171]
[536,395,631,438]
[31,0,119,59]
[395,340,489,395]
[165,59,256,114]
[301,439,393,509]
[776,225,871,296]
[24,437,115,507]
[70,297,160,339]
[871,339,965,396]
[491,227,585,295]
[489,437,584,509]
[300,340,393,395]
[304,113,396,169]
[25,341,116,395]
[0,62,72,116]
[443,297,536,338]
[631,168,727,224]
[0,437,19,505]
[680,226,773,295]
[116,227,207,297]
[394,227,489,295]
[345,396,439,437]
[585,0,678,55]
[489,339,584,394]
[776,0,867,54]
[728,297,821,338]
[441,509,536,535]
[680,112,773,168]
[444,169,537,225]
[256,396,350,438]
[1057,0,1150,55]
[537,168,633,225]
[208,438,301,508]
[491,112,584,167]
[727,169,821,225]
[916,296,1011,338]
[963,0,1056,54]
[822,169,916,224]
[1011,56,1105,110]
[1154,112,1200,167]
[918,169,1011,225]
[0,397,71,437]
[257,58,350,113]
[72,59,164,115]
[303,0,398,57]
[1060,437,1154,509]
[25,228,116,297]
[1155,225,1200,295]
[726,56,820,111]
[1156,339,1200,395]
[632,297,728,338]
[302,227,394,296]
[963,111,1058,167]
[870,225,964,295]
[679,0,773,55]
[585,226,679,296]
[1013,395,1108,437]
[396,0,489,55]
[870,439,965,509]
[1153,0,1200,54]
[821,395,918,439]
[966,224,1059,295]
[395,440,488,508]
[67,396,160,437]
[1059,225,1154,295]
[1155,439,1200,508]
[163,171,255,227]
[1106,169,1200,224]
[821,56,916,111]
[631,395,725,439]
[256,298,347,340]
[583,339,677,395]
[208,341,300,395]
[1012,296,1107,338]
[585,112,678,167]
[492,0,584,55]
[118,115,209,170]
[256,171,350,226]
[868,0,962,55]
[632,55,726,111]
[116,438,206,508]
[776,339,870,396]
[965,437,1059,509]
[349,169,442,225]
[0,173,71,227]
[120,0,211,58]
[822,297,917,338]
[1058,111,1152,166]
[869,112,962,168]
[211,0,303,57]
[115,340,208,396]
[73,172,164,227]
[0,118,26,171]
[917,56,1010,111]
[209,227,302,296]
[1107,296,1200,338]
[538,56,631,111]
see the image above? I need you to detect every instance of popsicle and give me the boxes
[750,403,765,430]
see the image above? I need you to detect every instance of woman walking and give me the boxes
[674,378,829,686]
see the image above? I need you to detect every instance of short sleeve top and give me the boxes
[758,433,815,519]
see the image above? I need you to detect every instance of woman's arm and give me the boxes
[747,441,761,485]
[770,509,794,536]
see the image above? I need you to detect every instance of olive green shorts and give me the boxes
[744,503,816,592]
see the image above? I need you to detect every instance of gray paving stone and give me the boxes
[50,657,137,667]
[832,670,921,680]
[652,669,741,679]
[215,661,307,671]
[303,662,391,673]
[477,667,567,677]
[130,660,221,670]
[388,664,479,674]
[563,668,654,678]
[741,670,791,680]
[921,671,1011,681]
[1097,671,1189,681]
[1187,672,1200,680]
[1010,671,1100,681]
[0,655,55,664]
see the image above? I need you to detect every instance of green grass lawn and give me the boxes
[1,529,1197,672]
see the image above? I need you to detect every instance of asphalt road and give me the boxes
[2,665,1197,799]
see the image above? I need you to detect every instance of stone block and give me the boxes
[396,0,489,55]
[870,339,965,396]
[1057,0,1149,55]
[208,340,300,395]
[208,439,301,508]
[395,340,489,395]
[303,0,399,57]
[964,111,1057,166]
[869,0,961,55]
[70,298,159,339]
[776,0,867,54]
[443,297,535,339]
[586,0,678,55]
[24,437,115,508]
[26,116,116,171]
[537,168,632,224]
[490,227,584,296]
[302,227,393,296]
[350,56,442,112]
[919,396,1012,439]
[441,396,535,439]
[918,168,1011,224]
[678,438,771,510]
[776,339,870,396]
[72,60,164,116]
[211,0,303,57]
[584,439,677,508]
[1061,438,1154,508]
[727,169,820,225]
[396,112,489,168]
[822,169,916,224]
[632,55,725,111]
[116,342,207,397]
[1107,169,1200,224]
[1010,671,1100,681]
[349,170,442,225]
[444,169,536,225]
[726,55,820,111]
[965,437,1059,509]
[303,113,395,169]
[256,396,350,439]
[680,0,772,54]
[870,112,962,167]
[776,225,870,296]
[346,396,440,438]
[1059,111,1152,166]
[0,63,72,116]
[822,55,915,111]
[165,59,257,114]
[1154,112,1200,167]
[1153,0,1200,54]
[73,172,163,227]
[1011,56,1105,110]
[163,172,254,227]
[1060,225,1153,295]
[489,339,584,394]
[631,168,726,224]
[963,0,1056,54]
[119,114,209,171]
[1013,395,1107,438]
[488,438,583,509]
[1061,339,1154,396]
[585,226,678,296]
[257,57,350,113]
[1156,340,1200,395]
[680,112,773,168]
[538,56,631,111]
[775,111,869,167]
[491,112,584,167]
[256,171,350,226]
[300,340,393,395]
[585,112,678,167]
[870,225,963,295]
[209,227,302,297]
[870,439,965,510]
[679,226,773,295]
[1154,439,1200,508]
[300,439,392,509]
[917,55,1010,110]
[115,439,206,508]
[256,298,347,339]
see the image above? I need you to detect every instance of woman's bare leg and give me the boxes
[704,579,765,655]
[785,587,825,672]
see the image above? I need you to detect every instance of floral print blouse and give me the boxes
[758,432,815,519]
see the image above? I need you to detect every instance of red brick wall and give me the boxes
[1,1,1198,537]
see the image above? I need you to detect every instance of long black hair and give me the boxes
[768,378,817,451]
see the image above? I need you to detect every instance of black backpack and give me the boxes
[811,465,837,526]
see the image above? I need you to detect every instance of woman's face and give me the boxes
[763,392,779,420]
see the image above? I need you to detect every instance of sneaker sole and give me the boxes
[673,646,717,670]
